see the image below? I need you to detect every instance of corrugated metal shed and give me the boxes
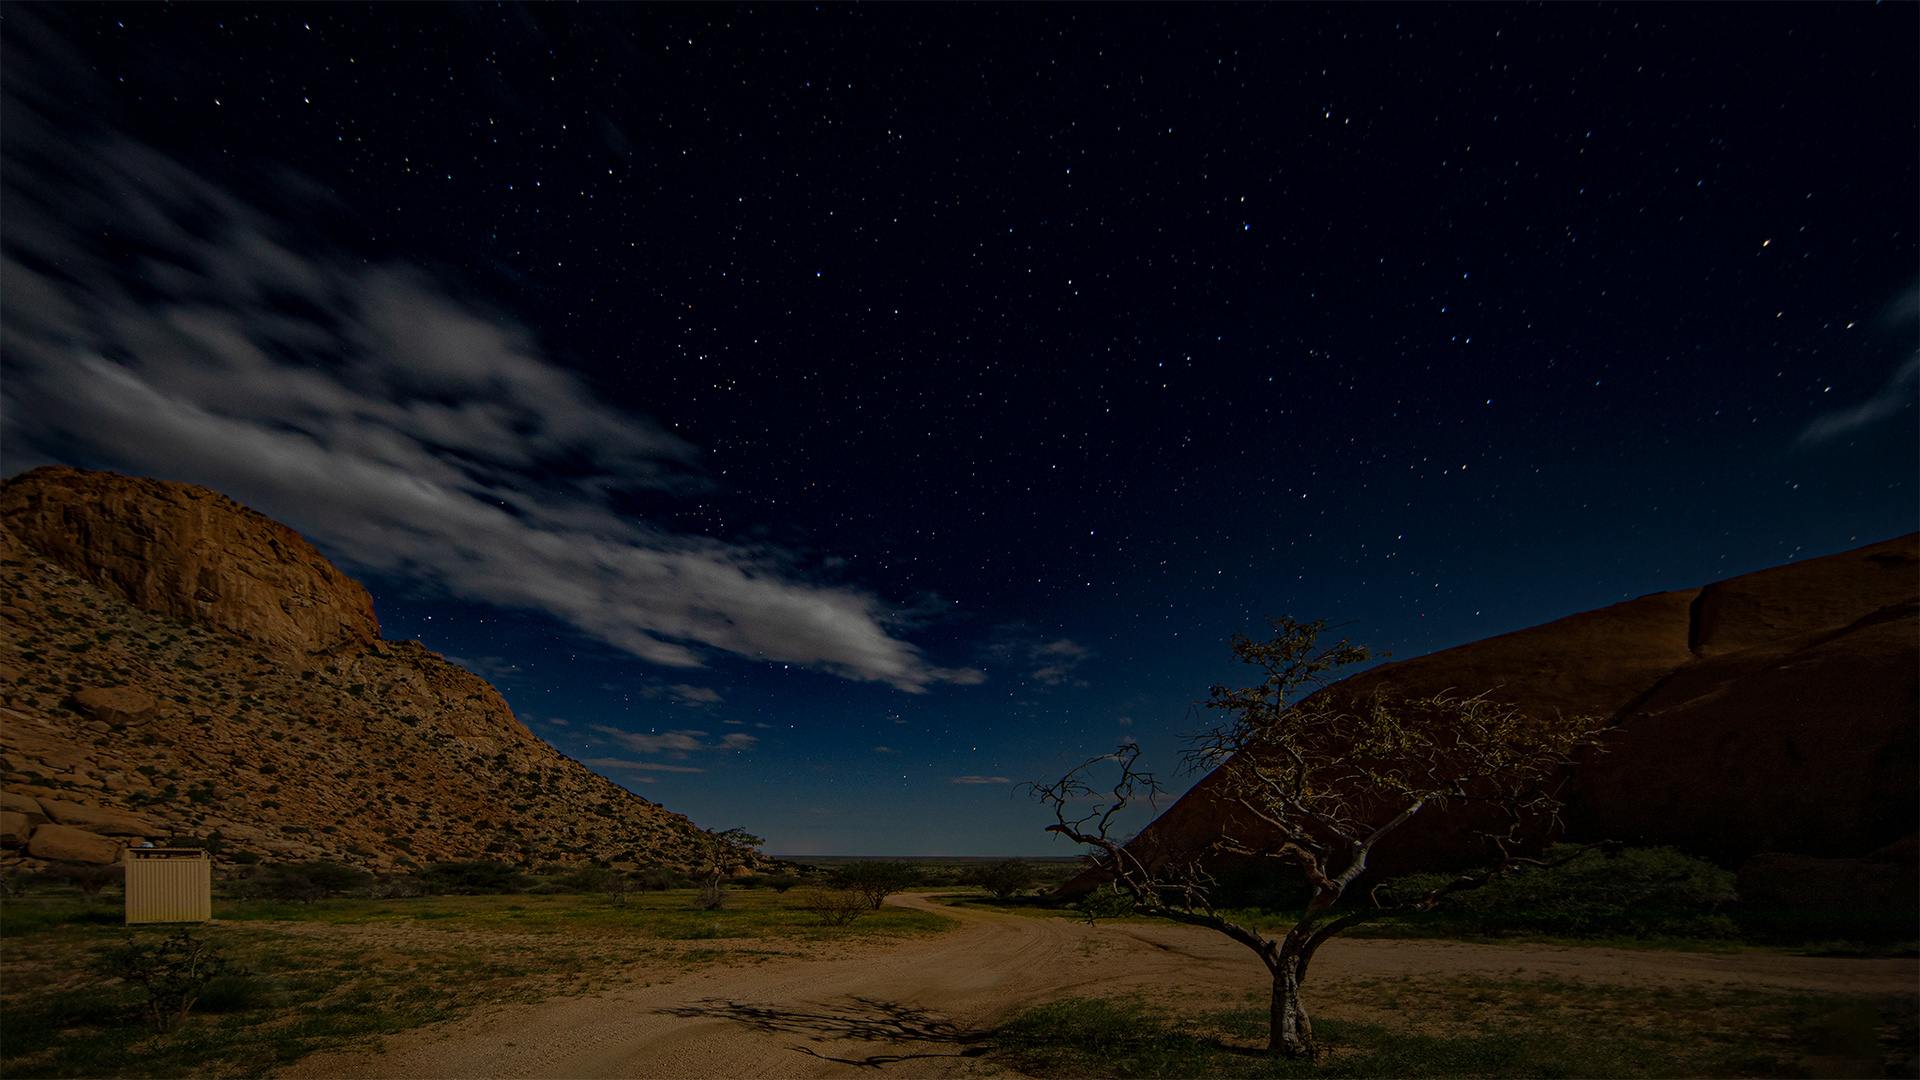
[124,847,211,924]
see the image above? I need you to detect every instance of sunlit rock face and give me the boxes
[3,466,380,667]
[0,466,743,873]
[1121,534,1918,881]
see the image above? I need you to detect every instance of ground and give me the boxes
[275,894,1916,1079]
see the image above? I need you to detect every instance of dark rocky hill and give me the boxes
[1102,534,1917,889]
[0,466,758,874]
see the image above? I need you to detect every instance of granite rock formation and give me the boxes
[3,466,379,667]
[0,467,752,873]
[1109,535,1918,886]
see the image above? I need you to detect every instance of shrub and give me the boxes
[961,858,1042,900]
[696,878,727,910]
[827,860,922,909]
[633,866,683,891]
[289,860,374,897]
[417,861,532,895]
[47,862,124,903]
[795,887,870,926]
[97,930,237,1032]
[763,874,802,893]
[561,866,636,906]
[1376,844,1740,938]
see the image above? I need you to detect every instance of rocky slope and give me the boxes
[1107,534,1918,887]
[0,466,753,873]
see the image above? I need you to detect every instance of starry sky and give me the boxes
[4,4,1914,855]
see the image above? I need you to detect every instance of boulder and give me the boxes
[39,799,157,837]
[0,811,31,847]
[0,791,45,817]
[70,686,157,727]
[26,823,122,864]
[1,466,380,663]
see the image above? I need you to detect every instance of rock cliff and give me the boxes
[0,467,747,873]
[3,467,378,666]
[1113,535,1918,883]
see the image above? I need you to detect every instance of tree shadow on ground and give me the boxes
[657,996,990,1069]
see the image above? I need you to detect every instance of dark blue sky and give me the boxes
[4,3,1914,854]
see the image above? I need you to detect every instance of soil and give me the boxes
[277,894,1917,1079]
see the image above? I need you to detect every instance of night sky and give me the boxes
[4,4,1914,855]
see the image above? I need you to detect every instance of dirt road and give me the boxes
[279,895,1917,1079]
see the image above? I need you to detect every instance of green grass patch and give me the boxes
[991,980,1919,1078]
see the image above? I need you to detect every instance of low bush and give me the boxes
[794,886,870,926]
[1375,844,1741,939]
[827,860,921,909]
[95,929,237,1033]
[45,863,124,903]
[632,866,685,891]
[416,861,532,895]
[960,858,1042,900]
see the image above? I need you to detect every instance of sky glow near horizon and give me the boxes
[3,5,1913,854]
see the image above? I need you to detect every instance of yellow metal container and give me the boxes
[124,848,211,924]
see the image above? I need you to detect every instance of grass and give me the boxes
[931,893,1917,957]
[990,980,1920,1079]
[0,885,956,1078]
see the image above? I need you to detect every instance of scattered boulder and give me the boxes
[70,686,157,727]
[0,811,31,847]
[38,799,157,837]
[26,823,122,864]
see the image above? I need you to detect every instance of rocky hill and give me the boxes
[0,466,757,874]
[1106,534,1918,886]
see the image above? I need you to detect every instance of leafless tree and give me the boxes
[1032,616,1609,1059]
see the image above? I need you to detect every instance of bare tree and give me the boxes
[1032,616,1609,1059]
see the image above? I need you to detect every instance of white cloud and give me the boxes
[950,775,1011,785]
[0,118,983,693]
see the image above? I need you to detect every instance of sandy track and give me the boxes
[278,895,1917,1079]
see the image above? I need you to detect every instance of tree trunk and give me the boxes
[1268,960,1316,1058]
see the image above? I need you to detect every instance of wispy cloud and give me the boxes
[950,775,1011,785]
[1798,356,1919,444]
[577,757,707,774]
[667,684,723,706]
[981,624,1093,687]
[590,725,758,756]
[442,655,524,684]
[1798,282,1920,445]
[0,81,983,693]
